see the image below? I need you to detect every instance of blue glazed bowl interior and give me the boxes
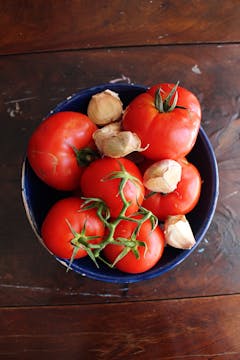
[22,83,219,283]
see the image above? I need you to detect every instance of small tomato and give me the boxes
[80,157,145,218]
[41,197,105,259]
[103,216,165,274]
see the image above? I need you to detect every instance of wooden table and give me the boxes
[1,1,240,358]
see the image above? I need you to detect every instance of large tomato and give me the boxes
[123,83,201,160]
[27,111,98,191]
[103,215,165,273]
[80,157,145,218]
[142,158,201,220]
[41,197,105,259]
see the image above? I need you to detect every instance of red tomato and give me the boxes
[41,197,105,259]
[80,157,145,218]
[142,158,201,220]
[27,111,98,191]
[103,216,165,273]
[123,83,201,160]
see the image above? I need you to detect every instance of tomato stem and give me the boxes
[72,146,100,167]
[66,162,158,270]
[78,162,158,268]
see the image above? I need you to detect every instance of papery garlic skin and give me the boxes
[93,122,121,150]
[101,132,143,158]
[143,159,182,193]
[87,89,123,125]
[93,122,146,158]
[164,215,196,249]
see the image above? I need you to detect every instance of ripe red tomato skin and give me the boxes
[122,83,201,160]
[142,158,201,221]
[80,157,145,218]
[103,216,165,274]
[41,197,105,259]
[27,111,97,191]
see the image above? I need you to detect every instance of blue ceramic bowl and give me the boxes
[22,83,219,283]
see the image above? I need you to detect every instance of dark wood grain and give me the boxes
[1,0,240,55]
[1,44,239,307]
[1,294,240,359]
[1,1,240,356]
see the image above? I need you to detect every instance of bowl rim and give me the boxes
[21,82,219,283]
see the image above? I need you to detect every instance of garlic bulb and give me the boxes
[164,215,196,249]
[93,122,147,158]
[143,159,182,193]
[87,89,123,125]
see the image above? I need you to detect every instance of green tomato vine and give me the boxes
[66,162,158,270]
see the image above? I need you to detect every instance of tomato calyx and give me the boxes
[65,218,102,270]
[108,235,147,268]
[101,160,143,209]
[93,209,155,268]
[81,197,111,227]
[154,81,186,113]
[100,204,157,268]
[72,146,100,167]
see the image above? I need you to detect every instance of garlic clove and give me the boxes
[93,122,121,151]
[87,89,123,125]
[93,122,147,158]
[143,159,182,193]
[164,215,196,249]
[102,131,143,158]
